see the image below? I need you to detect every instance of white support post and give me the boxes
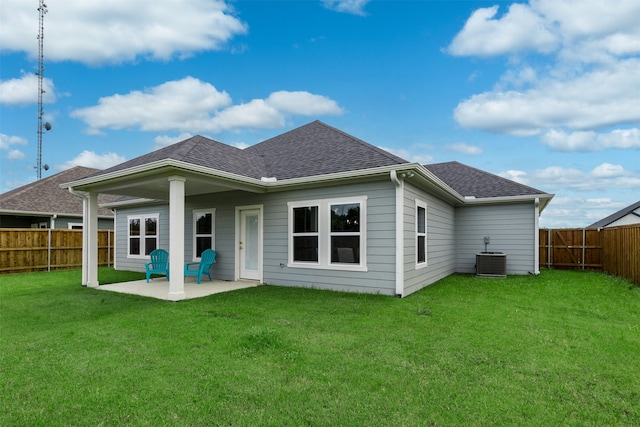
[168,176,186,301]
[533,198,540,275]
[86,192,99,287]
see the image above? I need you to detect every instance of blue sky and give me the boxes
[1,0,638,228]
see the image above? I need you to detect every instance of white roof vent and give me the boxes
[261,177,277,182]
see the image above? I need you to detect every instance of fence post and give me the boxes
[47,228,52,272]
[547,229,551,269]
[582,228,586,270]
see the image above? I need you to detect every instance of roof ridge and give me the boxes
[315,120,409,163]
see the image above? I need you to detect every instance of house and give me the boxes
[587,200,640,229]
[0,166,117,229]
[62,121,553,300]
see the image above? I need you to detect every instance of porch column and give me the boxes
[168,176,186,301]
[80,193,89,286]
[86,192,99,287]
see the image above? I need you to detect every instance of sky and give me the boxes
[0,0,638,228]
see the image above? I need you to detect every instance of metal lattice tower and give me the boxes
[36,1,48,180]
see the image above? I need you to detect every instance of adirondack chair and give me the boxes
[145,249,170,283]
[184,249,217,284]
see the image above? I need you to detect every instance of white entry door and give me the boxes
[239,208,261,281]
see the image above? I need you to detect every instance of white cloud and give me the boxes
[447,0,640,61]
[56,151,126,171]
[447,142,483,156]
[378,146,432,164]
[0,133,28,150]
[266,91,344,116]
[71,77,344,134]
[527,163,640,191]
[321,0,370,16]
[154,133,194,150]
[0,74,56,105]
[510,163,640,192]
[453,59,640,136]
[448,0,640,152]
[71,77,232,133]
[0,0,248,66]
[498,170,528,185]
[541,128,640,151]
[446,4,557,57]
[7,149,26,160]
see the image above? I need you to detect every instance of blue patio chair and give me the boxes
[145,249,170,283]
[184,249,217,284]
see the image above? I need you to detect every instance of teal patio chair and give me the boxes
[145,249,170,283]
[184,249,217,284]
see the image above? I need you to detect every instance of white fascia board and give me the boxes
[99,198,160,209]
[262,164,425,191]
[60,159,266,192]
[463,193,555,211]
[0,208,113,219]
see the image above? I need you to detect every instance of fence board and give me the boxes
[541,225,639,285]
[0,228,114,274]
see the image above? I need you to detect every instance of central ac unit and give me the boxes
[476,252,507,277]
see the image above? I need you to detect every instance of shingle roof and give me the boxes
[424,161,547,198]
[76,121,549,201]
[0,166,118,217]
[587,200,640,228]
[90,121,407,181]
[245,120,408,179]
[90,135,268,179]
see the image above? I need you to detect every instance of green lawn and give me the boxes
[1,269,639,426]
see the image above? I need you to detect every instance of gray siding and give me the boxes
[260,180,397,296]
[114,179,399,295]
[114,204,170,272]
[402,183,456,296]
[455,202,536,275]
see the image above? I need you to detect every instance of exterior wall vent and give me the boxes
[476,252,507,277]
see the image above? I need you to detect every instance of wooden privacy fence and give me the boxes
[0,228,114,274]
[540,225,640,285]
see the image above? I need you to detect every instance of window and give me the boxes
[288,196,366,270]
[193,209,215,260]
[416,200,427,266]
[128,214,159,257]
[330,203,360,264]
[293,206,318,262]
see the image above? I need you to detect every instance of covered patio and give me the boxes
[98,278,261,301]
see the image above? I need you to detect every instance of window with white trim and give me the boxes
[193,209,215,260]
[288,196,366,270]
[416,200,427,266]
[128,214,159,257]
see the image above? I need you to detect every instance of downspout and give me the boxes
[390,171,404,297]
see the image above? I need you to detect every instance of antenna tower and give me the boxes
[36,1,49,180]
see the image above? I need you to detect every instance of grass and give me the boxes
[1,268,639,426]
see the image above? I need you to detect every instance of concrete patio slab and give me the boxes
[98,277,261,301]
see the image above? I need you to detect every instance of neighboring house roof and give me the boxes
[424,161,547,199]
[587,200,640,228]
[0,166,118,218]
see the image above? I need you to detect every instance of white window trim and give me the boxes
[127,213,159,259]
[192,208,216,261]
[416,199,428,269]
[288,196,367,272]
[68,223,83,230]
